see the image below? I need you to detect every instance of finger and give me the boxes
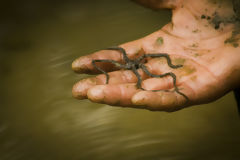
[141,77,174,91]
[140,57,183,91]
[87,84,139,107]
[72,39,143,74]
[131,83,193,112]
[72,77,97,100]
[131,0,181,9]
[72,55,194,99]
[72,69,147,99]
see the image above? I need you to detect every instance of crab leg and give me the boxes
[143,53,183,68]
[131,66,144,90]
[105,46,130,63]
[92,59,126,84]
[140,64,189,100]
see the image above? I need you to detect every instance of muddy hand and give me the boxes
[72,0,240,112]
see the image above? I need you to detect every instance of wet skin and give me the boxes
[72,0,240,112]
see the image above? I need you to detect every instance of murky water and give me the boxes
[1,0,240,160]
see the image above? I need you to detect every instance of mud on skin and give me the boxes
[202,0,240,47]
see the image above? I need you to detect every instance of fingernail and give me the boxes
[72,57,91,73]
[72,83,86,99]
[72,78,97,99]
[87,85,105,102]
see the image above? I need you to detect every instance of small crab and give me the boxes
[92,46,189,100]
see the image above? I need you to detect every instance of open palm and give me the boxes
[72,0,240,111]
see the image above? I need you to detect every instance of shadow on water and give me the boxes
[0,0,240,160]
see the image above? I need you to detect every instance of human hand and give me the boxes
[72,0,240,111]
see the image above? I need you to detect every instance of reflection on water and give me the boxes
[1,0,240,159]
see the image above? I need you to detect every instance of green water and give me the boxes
[1,0,240,160]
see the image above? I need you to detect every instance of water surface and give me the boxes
[1,0,240,160]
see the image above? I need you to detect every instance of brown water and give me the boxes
[1,0,240,160]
